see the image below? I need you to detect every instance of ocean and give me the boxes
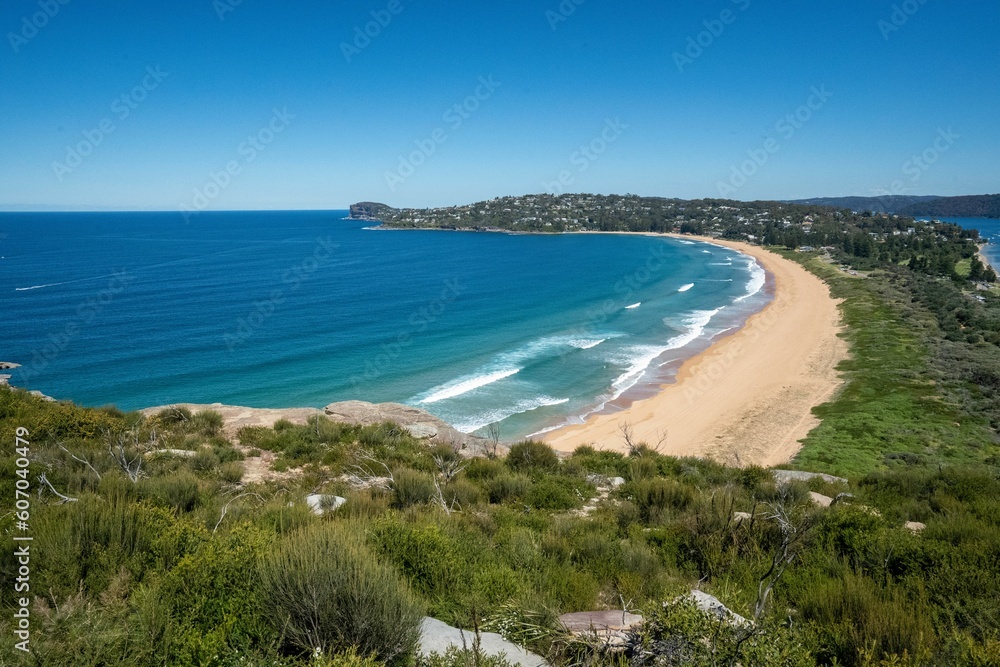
[0,211,769,439]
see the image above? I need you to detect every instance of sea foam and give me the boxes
[453,396,570,434]
[606,308,723,400]
[420,368,521,404]
[734,258,766,302]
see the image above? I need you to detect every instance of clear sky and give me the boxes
[1,0,998,210]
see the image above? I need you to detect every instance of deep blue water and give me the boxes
[0,211,769,438]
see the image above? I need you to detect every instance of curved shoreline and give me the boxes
[543,238,849,467]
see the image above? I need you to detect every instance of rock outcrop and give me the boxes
[688,590,750,627]
[323,401,494,456]
[772,469,848,486]
[417,617,545,667]
[559,610,643,645]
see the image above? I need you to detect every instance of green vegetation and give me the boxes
[774,252,999,477]
[4,198,1000,665]
[3,384,999,666]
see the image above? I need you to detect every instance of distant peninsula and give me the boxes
[789,193,1000,218]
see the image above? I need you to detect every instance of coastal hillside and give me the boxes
[788,194,1000,219]
[898,193,1000,219]
[788,195,941,214]
[2,382,1000,666]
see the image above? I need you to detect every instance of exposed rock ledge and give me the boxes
[139,403,323,437]
[139,400,494,455]
[323,401,494,456]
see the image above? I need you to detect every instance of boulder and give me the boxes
[324,400,493,455]
[772,469,848,486]
[417,617,545,667]
[305,494,346,515]
[808,492,834,508]
[905,521,926,533]
[733,511,753,524]
[28,390,56,402]
[405,423,439,440]
[559,610,643,645]
[688,590,750,627]
[609,476,626,488]
[0,362,20,370]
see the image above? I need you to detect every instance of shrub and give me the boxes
[192,409,224,435]
[219,461,244,484]
[156,406,193,426]
[393,468,437,508]
[443,479,482,508]
[799,572,935,666]
[464,457,506,481]
[189,448,221,473]
[506,441,560,474]
[259,522,423,664]
[526,477,590,510]
[142,471,201,513]
[630,478,696,522]
[419,647,521,667]
[626,456,659,481]
[484,473,532,504]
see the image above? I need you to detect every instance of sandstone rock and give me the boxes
[305,494,346,515]
[0,374,11,387]
[808,492,834,508]
[772,469,848,486]
[405,423,439,439]
[905,521,926,533]
[609,476,626,488]
[417,617,545,667]
[688,590,750,627]
[324,400,493,455]
[28,390,56,402]
[559,610,643,645]
[0,362,20,370]
[139,403,322,437]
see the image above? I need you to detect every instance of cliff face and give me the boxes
[349,202,398,221]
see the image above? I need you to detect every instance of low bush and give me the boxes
[259,522,423,664]
[393,468,437,508]
[506,441,560,475]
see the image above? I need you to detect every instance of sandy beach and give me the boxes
[544,238,849,467]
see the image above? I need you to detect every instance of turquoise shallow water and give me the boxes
[0,211,770,438]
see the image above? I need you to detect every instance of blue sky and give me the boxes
[1,0,997,210]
